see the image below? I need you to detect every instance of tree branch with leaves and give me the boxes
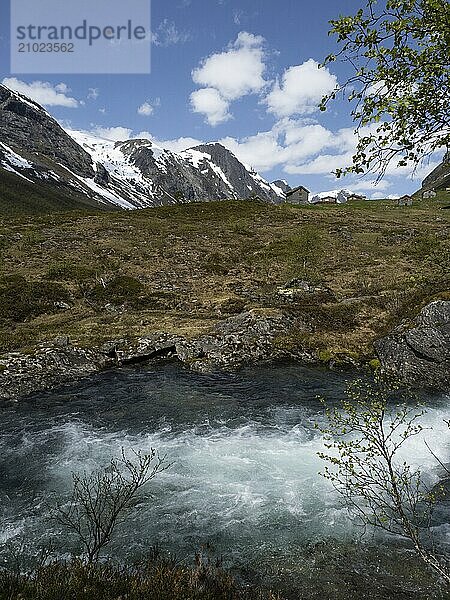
[318,377,450,584]
[321,0,450,179]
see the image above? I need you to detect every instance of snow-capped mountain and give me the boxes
[0,84,285,211]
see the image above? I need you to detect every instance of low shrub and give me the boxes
[0,275,70,322]
[46,263,96,282]
[89,276,145,307]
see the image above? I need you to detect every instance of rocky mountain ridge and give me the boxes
[0,84,285,211]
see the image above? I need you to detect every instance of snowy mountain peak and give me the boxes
[0,83,285,211]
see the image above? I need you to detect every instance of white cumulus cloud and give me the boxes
[190,87,232,126]
[152,136,203,152]
[265,59,337,118]
[2,77,79,107]
[218,119,342,173]
[192,32,266,101]
[93,126,133,141]
[190,32,267,126]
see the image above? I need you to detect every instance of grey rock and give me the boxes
[271,179,291,194]
[94,162,110,185]
[0,310,309,400]
[0,84,94,178]
[421,151,450,192]
[0,346,109,401]
[176,309,295,371]
[53,335,70,347]
[277,279,335,302]
[375,300,450,390]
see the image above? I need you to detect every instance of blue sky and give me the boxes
[0,0,440,197]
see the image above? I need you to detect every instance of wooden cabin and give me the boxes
[397,195,413,206]
[286,185,310,204]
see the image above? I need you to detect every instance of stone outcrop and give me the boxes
[0,310,309,401]
[375,300,450,390]
[0,345,110,401]
[2,300,449,401]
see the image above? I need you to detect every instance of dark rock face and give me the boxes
[0,85,94,178]
[190,143,281,203]
[117,140,282,205]
[120,140,231,204]
[0,85,284,211]
[421,152,450,192]
[271,180,291,194]
[375,300,450,390]
[94,162,110,185]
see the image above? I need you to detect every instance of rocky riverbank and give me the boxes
[374,300,450,390]
[0,309,304,400]
[1,301,449,401]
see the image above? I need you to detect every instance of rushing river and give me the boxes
[0,362,449,598]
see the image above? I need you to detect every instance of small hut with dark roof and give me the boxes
[286,185,310,204]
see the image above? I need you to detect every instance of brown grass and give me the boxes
[0,196,449,359]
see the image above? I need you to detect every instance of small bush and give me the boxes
[297,302,358,332]
[202,252,233,275]
[89,276,145,307]
[218,297,247,315]
[46,263,96,282]
[0,275,70,322]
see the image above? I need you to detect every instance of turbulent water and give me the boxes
[0,362,449,598]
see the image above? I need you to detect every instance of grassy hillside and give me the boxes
[0,195,449,362]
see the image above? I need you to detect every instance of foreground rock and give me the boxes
[375,300,450,390]
[0,344,112,401]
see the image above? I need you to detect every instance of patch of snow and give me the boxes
[65,129,161,207]
[36,170,61,181]
[0,142,34,169]
[270,183,286,198]
[207,161,233,189]
[181,149,210,169]
[1,163,34,182]
[78,177,136,209]
[249,170,271,191]
[57,162,136,209]
[181,148,234,189]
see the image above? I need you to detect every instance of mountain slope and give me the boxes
[0,84,285,213]
[421,152,450,192]
[0,85,94,178]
